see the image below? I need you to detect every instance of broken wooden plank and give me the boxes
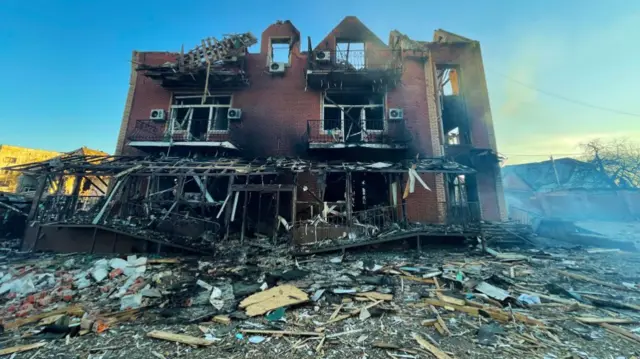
[0,342,46,356]
[239,285,308,317]
[400,275,435,284]
[600,323,640,344]
[356,292,393,301]
[4,305,85,330]
[431,305,452,336]
[211,315,231,325]
[437,292,466,306]
[577,317,639,324]
[583,294,640,311]
[555,270,639,292]
[147,330,214,346]
[147,258,181,264]
[412,333,453,359]
[240,329,323,337]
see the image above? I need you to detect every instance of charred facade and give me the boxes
[11,17,506,254]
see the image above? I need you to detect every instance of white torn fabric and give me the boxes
[408,168,431,192]
[408,170,416,193]
[278,216,292,231]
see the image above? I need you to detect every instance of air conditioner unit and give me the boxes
[315,51,330,62]
[227,108,242,120]
[150,109,166,121]
[388,108,404,120]
[269,62,286,73]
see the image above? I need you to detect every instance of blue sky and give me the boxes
[1,0,638,163]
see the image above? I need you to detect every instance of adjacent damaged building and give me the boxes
[15,17,506,254]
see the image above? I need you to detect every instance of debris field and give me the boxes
[0,240,639,359]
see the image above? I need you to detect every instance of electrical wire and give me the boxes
[489,70,640,117]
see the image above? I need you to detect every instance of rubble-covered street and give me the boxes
[0,239,639,358]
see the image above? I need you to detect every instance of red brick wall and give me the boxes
[121,20,504,224]
[122,52,176,156]
[404,173,440,223]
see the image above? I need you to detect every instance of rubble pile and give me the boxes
[0,243,639,358]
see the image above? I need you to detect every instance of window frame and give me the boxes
[320,93,386,138]
[269,37,291,66]
[169,94,233,137]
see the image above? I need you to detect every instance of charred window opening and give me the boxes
[170,95,232,139]
[447,174,478,205]
[322,93,385,139]
[270,37,291,64]
[336,41,365,70]
[324,173,346,202]
[351,172,389,212]
[436,66,470,145]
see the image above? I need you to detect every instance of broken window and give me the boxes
[437,65,470,145]
[452,175,467,205]
[270,38,291,64]
[438,68,459,96]
[336,41,365,70]
[447,127,460,145]
[322,93,385,138]
[170,95,232,138]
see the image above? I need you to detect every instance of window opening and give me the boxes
[322,93,385,139]
[270,38,291,64]
[170,95,232,138]
[336,41,365,70]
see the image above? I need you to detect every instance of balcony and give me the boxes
[306,119,410,150]
[306,49,403,90]
[127,120,238,150]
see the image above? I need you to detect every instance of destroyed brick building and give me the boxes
[12,17,506,254]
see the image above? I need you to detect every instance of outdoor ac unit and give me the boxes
[389,108,404,120]
[150,109,166,121]
[269,62,286,73]
[227,108,242,120]
[315,51,330,62]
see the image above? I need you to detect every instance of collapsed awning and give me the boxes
[5,155,475,177]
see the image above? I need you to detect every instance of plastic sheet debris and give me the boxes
[210,287,224,310]
[333,288,357,294]
[248,336,265,344]
[518,294,541,305]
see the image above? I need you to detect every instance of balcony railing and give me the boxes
[445,201,481,227]
[127,120,169,142]
[306,119,410,148]
[293,205,403,245]
[127,120,231,143]
[309,50,402,72]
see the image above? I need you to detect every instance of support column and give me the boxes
[345,172,352,222]
[27,175,48,222]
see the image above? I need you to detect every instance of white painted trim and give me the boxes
[128,141,171,147]
[308,143,407,149]
[128,141,238,150]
